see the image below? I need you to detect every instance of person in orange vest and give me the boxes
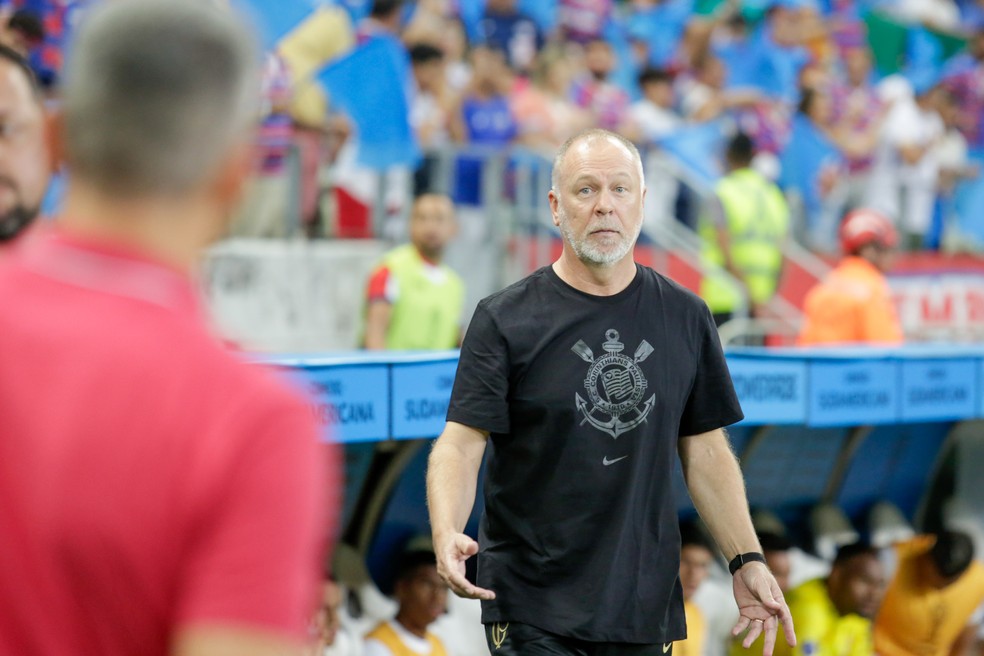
[874,531,984,656]
[797,209,904,345]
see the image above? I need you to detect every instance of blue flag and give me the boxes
[318,36,420,170]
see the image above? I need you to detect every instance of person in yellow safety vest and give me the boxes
[874,531,984,656]
[363,193,464,350]
[675,521,716,656]
[364,550,449,656]
[699,132,790,327]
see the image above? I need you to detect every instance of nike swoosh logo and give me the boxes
[663,643,672,653]
[602,455,628,466]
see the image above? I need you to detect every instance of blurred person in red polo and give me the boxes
[798,209,904,346]
[0,1,336,655]
[0,43,49,247]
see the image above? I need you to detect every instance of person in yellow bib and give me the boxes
[773,542,885,656]
[363,193,464,350]
[874,531,984,656]
[364,550,449,656]
[699,132,790,327]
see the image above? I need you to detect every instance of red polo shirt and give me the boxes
[0,229,334,655]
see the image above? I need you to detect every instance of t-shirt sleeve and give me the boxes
[366,265,398,304]
[174,387,335,640]
[678,303,744,437]
[446,301,511,434]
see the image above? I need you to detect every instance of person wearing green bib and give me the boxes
[364,193,464,350]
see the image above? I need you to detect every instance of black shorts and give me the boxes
[484,621,673,656]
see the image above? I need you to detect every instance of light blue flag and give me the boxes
[954,149,984,245]
[232,0,320,51]
[318,35,421,170]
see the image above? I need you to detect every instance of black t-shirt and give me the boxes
[447,264,744,644]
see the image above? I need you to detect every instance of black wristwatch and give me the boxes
[728,552,767,575]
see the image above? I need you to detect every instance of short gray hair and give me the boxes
[62,0,259,197]
[551,128,643,191]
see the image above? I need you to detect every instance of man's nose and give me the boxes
[594,187,614,214]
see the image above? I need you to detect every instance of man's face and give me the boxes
[0,59,48,242]
[395,565,448,629]
[829,554,886,619]
[312,580,342,646]
[550,136,645,267]
[679,545,713,601]
[409,195,456,261]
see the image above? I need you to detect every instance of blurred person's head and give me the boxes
[936,88,960,129]
[410,42,445,92]
[839,208,898,272]
[725,132,755,171]
[768,2,804,48]
[799,62,832,93]
[370,0,404,31]
[759,532,793,594]
[393,550,448,637]
[0,44,48,242]
[549,128,646,268]
[1,9,44,57]
[918,530,976,589]
[798,85,833,126]
[584,39,615,81]
[827,542,885,619]
[693,50,725,90]
[410,193,456,261]
[843,46,873,88]
[638,67,675,109]
[485,0,518,14]
[470,45,511,96]
[59,0,258,259]
[679,521,715,601]
[312,578,343,647]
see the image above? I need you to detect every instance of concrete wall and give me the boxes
[204,238,388,352]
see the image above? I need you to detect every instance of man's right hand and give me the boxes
[433,531,495,600]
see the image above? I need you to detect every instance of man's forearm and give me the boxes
[426,422,487,538]
[679,428,760,560]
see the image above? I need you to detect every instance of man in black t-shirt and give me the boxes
[426,128,796,656]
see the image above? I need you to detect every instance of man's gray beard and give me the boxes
[0,205,40,242]
[557,212,638,267]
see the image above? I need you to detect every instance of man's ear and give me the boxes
[548,189,561,227]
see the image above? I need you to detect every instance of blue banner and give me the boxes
[808,360,899,426]
[728,357,808,424]
[391,360,458,439]
[318,35,420,169]
[900,359,977,421]
[304,364,389,442]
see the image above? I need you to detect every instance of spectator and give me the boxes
[230,52,295,238]
[357,0,404,43]
[680,50,764,123]
[781,86,845,251]
[675,521,717,656]
[571,38,632,133]
[309,578,361,656]
[940,23,984,151]
[830,42,885,211]
[629,67,683,143]
[700,132,790,326]
[773,543,885,656]
[875,531,984,656]
[797,209,904,345]
[0,9,43,57]
[744,0,813,105]
[557,0,613,44]
[865,75,945,250]
[0,2,334,655]
[364,550,449,656]
[0,44,49,247]
[277,5,355,229]
[363,193,464,350]
[511,46,591,151]
[934,87,980,249]
[478,0,543,74]
[409,42,457,193]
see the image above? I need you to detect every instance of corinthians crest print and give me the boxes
[571,329,655,439]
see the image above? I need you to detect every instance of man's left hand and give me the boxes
[731,561,796,656]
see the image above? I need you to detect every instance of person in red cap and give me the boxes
[797,209,904,345]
